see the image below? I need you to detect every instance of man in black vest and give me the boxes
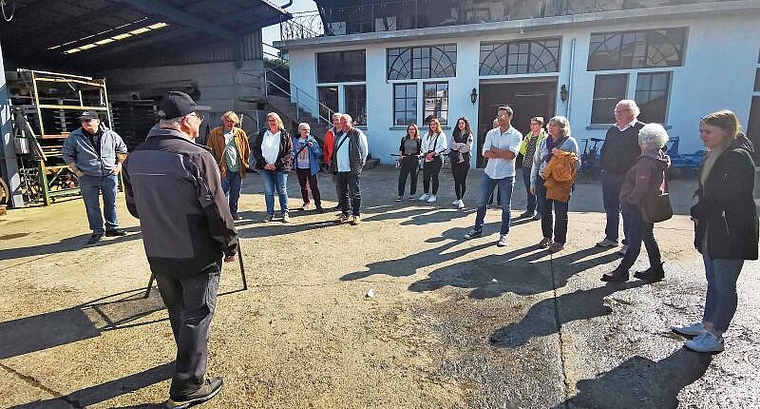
[596,100,645,255]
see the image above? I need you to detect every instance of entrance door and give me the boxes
[476,81,557,167]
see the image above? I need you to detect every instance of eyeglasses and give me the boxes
[498,114,512,118]
[80,118,99,123]
[187,112,204,122]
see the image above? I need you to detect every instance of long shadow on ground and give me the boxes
[9,363,173,409]
[489,281,647,348]
[409,245,618,299]
[556,347,711,409]
[0,227,142,264]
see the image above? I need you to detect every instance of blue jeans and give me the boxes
[600,171,629,243]
[262,170,288,216]
[536,176,570,244]
[221,171,242,218]
[335,172,361,216]
[618,203,661,270]
[521,167,537,213]
[702,249,744,333]
[474,175,514,235]
[79,174,119,234]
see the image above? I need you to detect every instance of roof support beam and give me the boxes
[118,0,242,43]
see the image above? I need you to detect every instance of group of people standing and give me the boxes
[63,89,756,408]
[208,110,368,225]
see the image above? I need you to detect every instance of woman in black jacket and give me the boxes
[672,110,758,353]
[396,123,421,201]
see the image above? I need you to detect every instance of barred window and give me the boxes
[423,82,448,125]
[588,28,687,71]
[387,45,457,80]
[591,74,628,124]
[636,72,671,124]
[317,50,366,83]
[479,38,561,76]
[394,83,417,126]
[345,85,367,126]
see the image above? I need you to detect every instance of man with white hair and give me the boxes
[124,91,237,408]
[596,99,645,254]
[331,114,368,225]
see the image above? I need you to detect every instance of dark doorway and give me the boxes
[476,80,557,167]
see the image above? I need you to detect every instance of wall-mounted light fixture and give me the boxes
[470,87,478,105]
[560,84,569,102]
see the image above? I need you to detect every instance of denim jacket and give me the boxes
[62,126,127,177]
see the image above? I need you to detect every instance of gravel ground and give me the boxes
[1,166,758,409]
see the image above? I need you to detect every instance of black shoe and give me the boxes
[634,262,665,282]
[166,377,224,409]
[601,267,628,282]
[87,232,104,244]
[518,211,534,219]
[105,228,127,237]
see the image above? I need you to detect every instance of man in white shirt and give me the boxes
[464,106,523,247]
[331,114,368,225]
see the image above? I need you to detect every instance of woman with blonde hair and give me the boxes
[672,110,758,353]
[397,123,422,201]
[418,118,447,203]
[252,112,293,223]
[206,111,250,220]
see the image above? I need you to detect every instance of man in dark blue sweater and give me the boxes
[596,100,644,254]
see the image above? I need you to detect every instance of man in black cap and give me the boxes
[62,111,128,244]
[123,91,238,408]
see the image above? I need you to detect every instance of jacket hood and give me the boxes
[640,150,670,171]
[730,132,755,154]
[146,126,212,152]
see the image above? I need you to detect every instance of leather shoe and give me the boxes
[87,232,104,244]
[105,228,127,237]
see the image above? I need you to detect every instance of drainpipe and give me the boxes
[566,38,575,118]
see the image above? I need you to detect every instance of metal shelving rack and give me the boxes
[10,69,114,206]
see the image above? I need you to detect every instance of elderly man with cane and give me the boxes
[124,91,238,409]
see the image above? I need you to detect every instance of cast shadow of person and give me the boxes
[9,362,174,408]
[489,280,647,348]
[408,245,618,300]
[340,225,500,282]
[555,347,712,409]
[0,226,142,261]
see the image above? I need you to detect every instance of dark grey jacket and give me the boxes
[123,127,238,276]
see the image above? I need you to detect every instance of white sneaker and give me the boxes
[427,194,437,203]
[497,234,508,247]
[618,244,629,255]
[457,200,465,209]
[672,322,705,337]
[452,199,459,206]
[684,331,724,353]
[418,193,430,201]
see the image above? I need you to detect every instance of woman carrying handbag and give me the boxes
[601,123,671,283]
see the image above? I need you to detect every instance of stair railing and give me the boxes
[264,68,334,125]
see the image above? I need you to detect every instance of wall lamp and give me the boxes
[470,87,478,105]
[560,84,569,102]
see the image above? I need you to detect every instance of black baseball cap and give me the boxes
[77,111,100,121]
[157,91,211,119]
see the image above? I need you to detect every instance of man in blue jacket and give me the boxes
[62,111,128,244]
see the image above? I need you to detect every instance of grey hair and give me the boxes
[617,99,641,118]
[298,122,311,131]
[158,116,184,129]
[341,113,353,124]
[332,112,342,119]
[548,116,572,138]
[638,123,669,150]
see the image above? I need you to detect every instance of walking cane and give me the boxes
[238,240,248,290]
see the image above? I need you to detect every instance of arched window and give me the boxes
[479,38,561,76]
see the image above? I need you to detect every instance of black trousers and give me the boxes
[296,168,322,208]
[422,156,443,195]
[397,156,419,196]
[451,161,469,200]
[154,262,221,398]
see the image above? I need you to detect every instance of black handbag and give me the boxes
[641,192,673,223]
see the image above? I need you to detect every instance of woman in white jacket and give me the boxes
[418,118,448,203]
